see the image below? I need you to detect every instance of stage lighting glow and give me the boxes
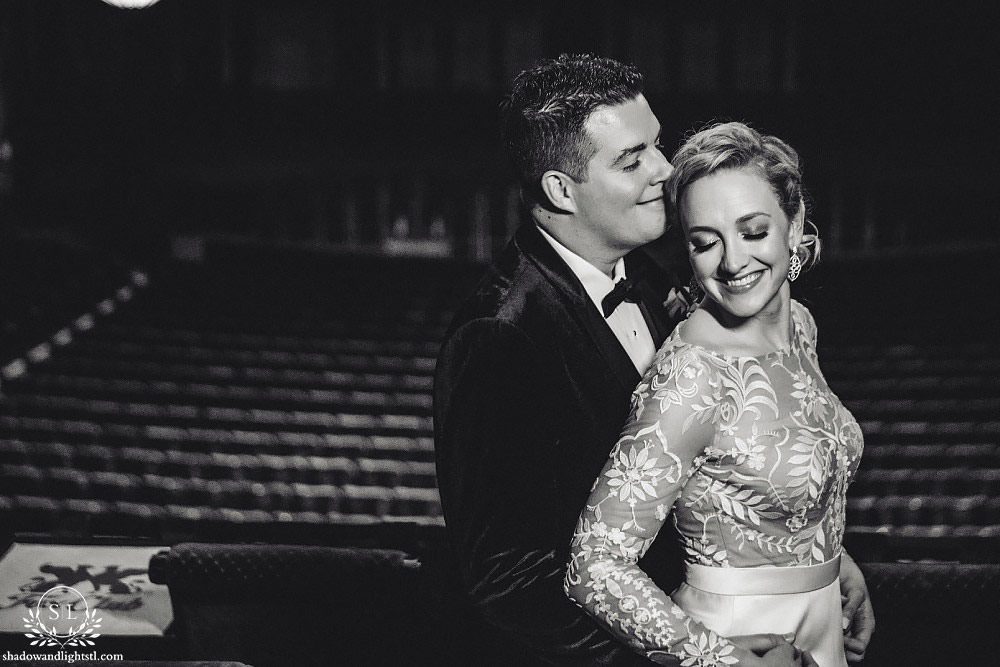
[100,0,162,8]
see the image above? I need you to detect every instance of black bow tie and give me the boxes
[601,277,643,318]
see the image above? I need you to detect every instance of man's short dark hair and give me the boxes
[501,53,644,207]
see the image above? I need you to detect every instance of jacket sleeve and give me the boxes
[435,317,663,665]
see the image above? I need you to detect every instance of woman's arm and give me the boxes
[565,349,772,666]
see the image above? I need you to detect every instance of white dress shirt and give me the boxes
[536,225,656,374]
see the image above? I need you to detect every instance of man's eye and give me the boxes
[623,161,640,172]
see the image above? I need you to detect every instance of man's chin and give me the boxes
[638,223,669,245]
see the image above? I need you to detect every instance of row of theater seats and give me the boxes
[48,337,440,374]
[3,397,433,429]
[0,435,435,472]
[0,428,433,460]
[821,342,1000,363]
[862,441,998,466]
[86,320,445,354]
[2,487,443,528]
[828,360,1000,385]
[0,494,444,546]
[848,494,1000,532]
[852,465,1000,495]
[1,455,437,490]
[0,453,438,491]
[16,367,432,395]
[22,361,433,392]
[29,351,437,386]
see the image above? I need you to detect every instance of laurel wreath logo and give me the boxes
[22,602,102,648]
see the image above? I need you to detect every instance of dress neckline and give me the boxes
[673,304,802,362]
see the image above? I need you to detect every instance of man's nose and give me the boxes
[649,147,673,184]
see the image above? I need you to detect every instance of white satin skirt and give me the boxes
[671,556,847,667]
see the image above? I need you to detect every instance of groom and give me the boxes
[434,54,872,665]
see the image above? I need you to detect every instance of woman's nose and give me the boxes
[720,242,750,275]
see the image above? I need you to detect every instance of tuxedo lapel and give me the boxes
[626,250,679,349]
[634,282,670,348]
[578,295,643,390]
[514,223,641,392]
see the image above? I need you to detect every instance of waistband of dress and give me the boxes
[684,554,841,596]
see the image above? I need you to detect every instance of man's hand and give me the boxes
[664,287,692,321]
[729,634,818,666]
[840,551,875,662]
[757,644,818,667]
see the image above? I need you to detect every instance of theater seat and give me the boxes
[148,542,436,667]
[859,562,1000,666]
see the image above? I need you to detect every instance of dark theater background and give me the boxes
[0,1,998,665]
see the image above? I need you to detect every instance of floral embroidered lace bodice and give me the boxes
[565,300,864,665]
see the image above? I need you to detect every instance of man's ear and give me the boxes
[539,170,577,214]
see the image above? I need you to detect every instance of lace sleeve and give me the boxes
[564,347,745,666]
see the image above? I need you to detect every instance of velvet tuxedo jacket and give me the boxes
[434,220,684,665]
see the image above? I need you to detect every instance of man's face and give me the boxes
[571,94,672,255]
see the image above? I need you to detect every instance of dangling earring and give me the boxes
[788,248,803,282]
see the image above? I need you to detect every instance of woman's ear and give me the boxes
[539,170,577,214]
[788,199,805,250]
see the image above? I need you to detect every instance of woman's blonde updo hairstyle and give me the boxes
[666,121,821,271]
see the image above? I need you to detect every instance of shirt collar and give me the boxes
[535,224,627,308]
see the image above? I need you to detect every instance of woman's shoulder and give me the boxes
[630,330,722,444]
[644,328,724,390]
[790,298,812,318]
[790,299,818,344]
[657,325,709,363]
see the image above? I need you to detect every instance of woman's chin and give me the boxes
[705,290,784,321]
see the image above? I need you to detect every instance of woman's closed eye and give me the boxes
[690,239,718,253]
[742,230,769,241]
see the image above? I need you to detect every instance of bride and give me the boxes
[565,121,873,667]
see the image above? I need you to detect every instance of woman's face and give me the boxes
[680,166,802,321]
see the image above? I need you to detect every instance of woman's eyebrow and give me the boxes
[735,212,771,224]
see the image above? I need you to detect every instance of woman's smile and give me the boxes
[719,269,766,293]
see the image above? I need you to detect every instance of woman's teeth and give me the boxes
[725,271,762,288]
